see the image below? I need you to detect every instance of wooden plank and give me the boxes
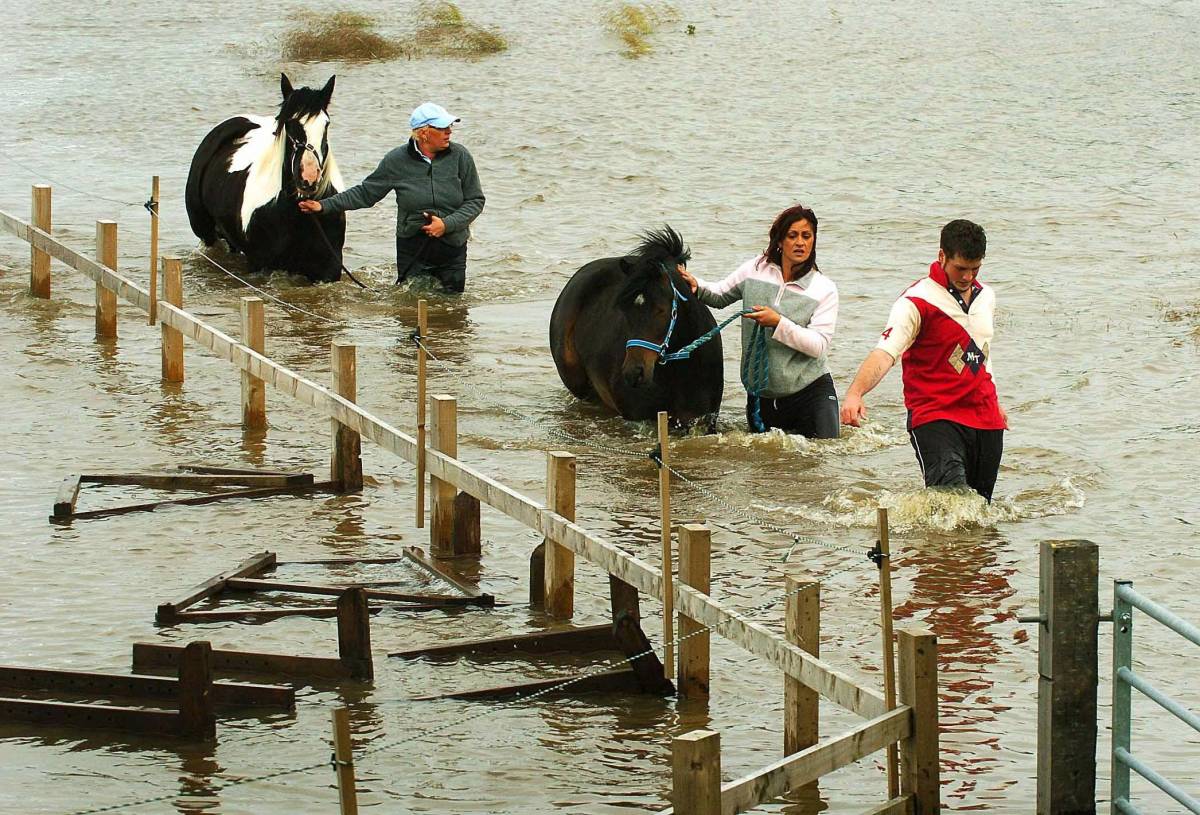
[95,220,118,338]
[30,185,51,298]
[53,475,81,518]
[614,612,674,695]
[0,697,181,735]
[157,551,276,622]
[402,546,482,598]
[278,557,409,566]
[720,706,911,814]
[132,643,350,679]
[415,298,428,529]
[857,795,913,815]
[0,665,292,711]
[0,209,152,312]
[430,395,458,557]
[169,605,397,624]
[240,297,266,430]
[544,514,887,718]
[56,482,334,525]
[388,623,617,659]
[877,508,900,799]
[897,629,939,812]
[678,524,711,699]
[224,578,491,607]
[673,729,722,815]
[412,668,640,701]
[183,465,305,477]
[81,473,312,488]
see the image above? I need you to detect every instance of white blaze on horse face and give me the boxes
[297,112,330,188]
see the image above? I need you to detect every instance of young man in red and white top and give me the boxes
[840,220,1008,501]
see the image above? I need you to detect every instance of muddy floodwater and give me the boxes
[1,1,1198,812]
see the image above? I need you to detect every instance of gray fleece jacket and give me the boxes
[319,139,484,248]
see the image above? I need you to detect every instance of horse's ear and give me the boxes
[319,75,336,109]
[280,73,294,99]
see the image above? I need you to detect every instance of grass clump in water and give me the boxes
[604,3,679,58]
[410,1,509,57]
[282,10,409,62]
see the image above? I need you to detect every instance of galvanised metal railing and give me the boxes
[1110,580,1200,814]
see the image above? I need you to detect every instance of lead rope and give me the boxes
[742,323,770,432]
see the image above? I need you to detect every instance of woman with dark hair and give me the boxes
[678,204,840,437]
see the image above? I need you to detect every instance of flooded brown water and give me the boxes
[1,1,1198,812]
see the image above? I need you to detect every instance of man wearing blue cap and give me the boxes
[299,101,485,292]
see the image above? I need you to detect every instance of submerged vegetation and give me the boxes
[604,2,680,58]
[412,1,509,56]
[280,4,507,63]
[282,11,408,62]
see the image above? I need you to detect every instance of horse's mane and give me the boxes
[276,86,330,130]
[617,226,692,306]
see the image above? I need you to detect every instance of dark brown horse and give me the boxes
[549,227,724,429]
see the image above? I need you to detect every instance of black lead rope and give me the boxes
[304,211,369,289]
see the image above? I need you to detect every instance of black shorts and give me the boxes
[908,419,1004,502]
[746,373,840,439]
[396,234,468,293]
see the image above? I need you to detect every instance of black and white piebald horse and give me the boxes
[185,74,346,283]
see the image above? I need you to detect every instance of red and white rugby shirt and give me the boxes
[875,261,1004,431]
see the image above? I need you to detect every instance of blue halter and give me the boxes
[624,273,691,364]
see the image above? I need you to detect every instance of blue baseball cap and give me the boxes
[409,102,460,130]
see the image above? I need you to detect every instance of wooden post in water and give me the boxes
[415,299,428,528]
[672,729,721,815]
[677,523,711,699]
[331,343,363,492]
[30,184,51,298]
[331,707,359,815]
[898,627,939,813]
[95,220,118,338]
[161,256,184,382]
[336,588,373,681]
[1036,539,1098,815]
[657,411,674,680]
[877,507,900,798]
[429,395,480,557]
[240,297,266,430]
[544,451,576,618]
[147,175,159,325]
[178,641,215,740]
[784,573,819,799]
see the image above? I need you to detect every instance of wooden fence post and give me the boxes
[95,220,117,338]
[178,641,215,740]
[677,523,711,699]
[672,729,721,815]
[877,507,900,798]
[429,394,480,558]
[160,256,184,382]
[1037,539,1098,815]
[785,574,820,782]
[337,588,373,681]
[331,707,359,815]
[544,451,576,619]
[148,175,159,325]
[31,184,51,298]
[898,627,939,813]
[657,411,674,680]
[240,297,266,430]
[415,299,428,528]
[331,343,363,492]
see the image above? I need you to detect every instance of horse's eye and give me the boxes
[634,294,645,306]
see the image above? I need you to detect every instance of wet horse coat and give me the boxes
[550,227,724,427]
[185,74,347,282]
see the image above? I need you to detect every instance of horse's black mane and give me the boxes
[617,225,692,306]
[277,85,329,125]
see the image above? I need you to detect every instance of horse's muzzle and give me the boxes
[621,350,656,389]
